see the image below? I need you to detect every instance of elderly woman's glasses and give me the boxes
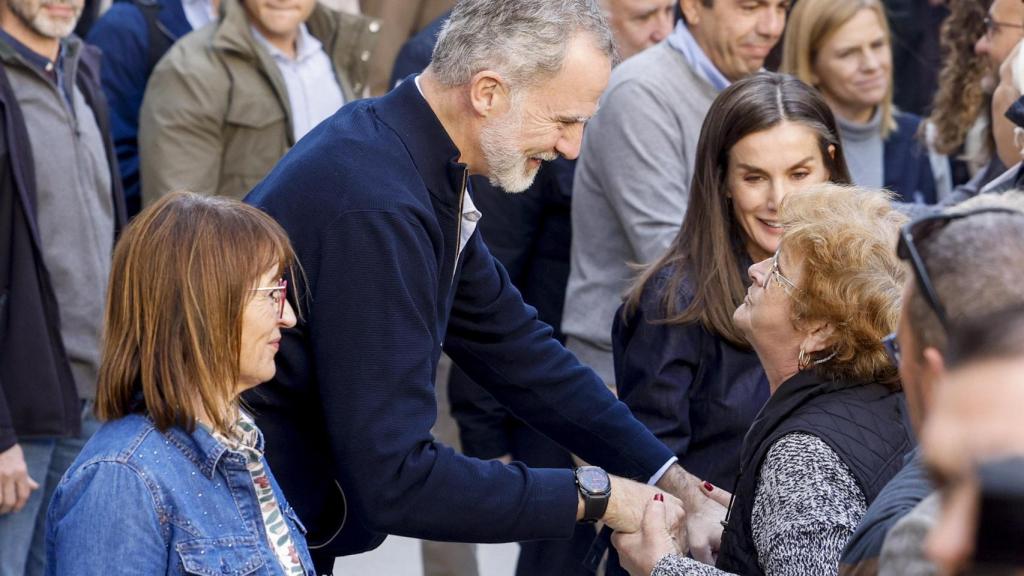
[251,278,288,319]
[896,208,1021,332]
[768,248,799,295]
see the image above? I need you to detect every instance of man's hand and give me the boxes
[580,474,683,534]
[655,464,727,564]
[0,444,39,515]
[612,495,686,576]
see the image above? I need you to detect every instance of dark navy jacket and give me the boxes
[244,79,674,554]
[86,0,191,215]
[717,371,914,575]
[613,264,769,491]
[840,448,930,575]
[884,111,937,205]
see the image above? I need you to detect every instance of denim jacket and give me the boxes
[46,413,315,575]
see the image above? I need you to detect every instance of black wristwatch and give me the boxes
[574,466,611,523]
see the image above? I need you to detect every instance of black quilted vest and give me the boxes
[716,370,914,575]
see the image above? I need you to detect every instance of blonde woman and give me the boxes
[782,0,939,205]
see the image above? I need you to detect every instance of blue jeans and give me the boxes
[0,401,99,576]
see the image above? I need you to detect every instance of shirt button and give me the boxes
[360,50,371,62]
[368,20,380,33]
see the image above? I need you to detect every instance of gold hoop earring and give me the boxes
[798,348,810,371]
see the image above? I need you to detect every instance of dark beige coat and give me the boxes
[139,0,378,203]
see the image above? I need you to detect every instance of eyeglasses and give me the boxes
[768,248,800,295]
[896,208,1021,332]
[251,278,288,319]
[984,15,1024,39]
[882,332,901,368]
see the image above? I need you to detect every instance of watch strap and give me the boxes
[583,491,609,523]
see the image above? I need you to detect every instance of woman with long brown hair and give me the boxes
[613,72,851,503]
[45,192,313,575]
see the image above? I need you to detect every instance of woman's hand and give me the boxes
[612,495,686,576]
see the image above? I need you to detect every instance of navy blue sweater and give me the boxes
[245,79,674,550]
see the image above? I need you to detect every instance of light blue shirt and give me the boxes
[666,20,730,91]
[181,0,216,31]
[252,24,344,142]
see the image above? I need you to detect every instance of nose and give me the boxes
[748,258,770,288]
[555,124,585,160]
[768,180,787,211]
[280,299,297,329]
[650,10,672,43]
[757,6,786,39]
[861,48,882,71]
[975,32,990,57]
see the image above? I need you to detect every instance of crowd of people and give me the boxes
[1,0,1023,575]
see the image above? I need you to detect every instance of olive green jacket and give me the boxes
[139,0,378,203]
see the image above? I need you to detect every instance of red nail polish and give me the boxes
[703,481,714,493]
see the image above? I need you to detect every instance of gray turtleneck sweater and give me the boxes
[836,109,885,189]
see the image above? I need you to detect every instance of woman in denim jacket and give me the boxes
[45,192,315,575]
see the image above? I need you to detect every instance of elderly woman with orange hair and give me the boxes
[612,184,915,576]
[45,192,314,575]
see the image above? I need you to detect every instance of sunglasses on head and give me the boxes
[896,207,1023,332]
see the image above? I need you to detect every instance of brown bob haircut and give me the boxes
[97,191,296,434]
[779,183,905,386]
[624,72,851,347]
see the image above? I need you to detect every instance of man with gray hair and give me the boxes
[245,1,724,573]
[838,192,1024,576]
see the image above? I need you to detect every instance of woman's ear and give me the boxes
[800,320,836,355]
[827,144,836,161]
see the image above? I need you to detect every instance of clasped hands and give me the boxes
[609,468,731,576]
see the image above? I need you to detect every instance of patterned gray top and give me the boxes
[652,433,867,576]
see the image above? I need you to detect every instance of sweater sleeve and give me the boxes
[651,433,867,576]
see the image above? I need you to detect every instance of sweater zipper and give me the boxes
[451,169,468,289]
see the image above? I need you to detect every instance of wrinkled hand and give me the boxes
[600,476,683,534]
[0,444,39,515]
[686,480,730,565]
[612,495,686,576]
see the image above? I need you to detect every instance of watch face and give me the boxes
[578,467,610,493]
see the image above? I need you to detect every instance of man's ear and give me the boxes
[468,70,510,118]
[914,346,946,422]
[679,0,702,26]
[921,346,946,382]
[800,320,836,355]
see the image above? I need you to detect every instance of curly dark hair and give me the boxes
[926,0,993,156]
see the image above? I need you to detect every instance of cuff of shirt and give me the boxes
[648,456,679,486]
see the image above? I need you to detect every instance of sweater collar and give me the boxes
[373,76,467,208]
[835,107,882,142]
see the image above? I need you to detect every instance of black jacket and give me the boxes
[717,370,914,575]
[0,38,126,453]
